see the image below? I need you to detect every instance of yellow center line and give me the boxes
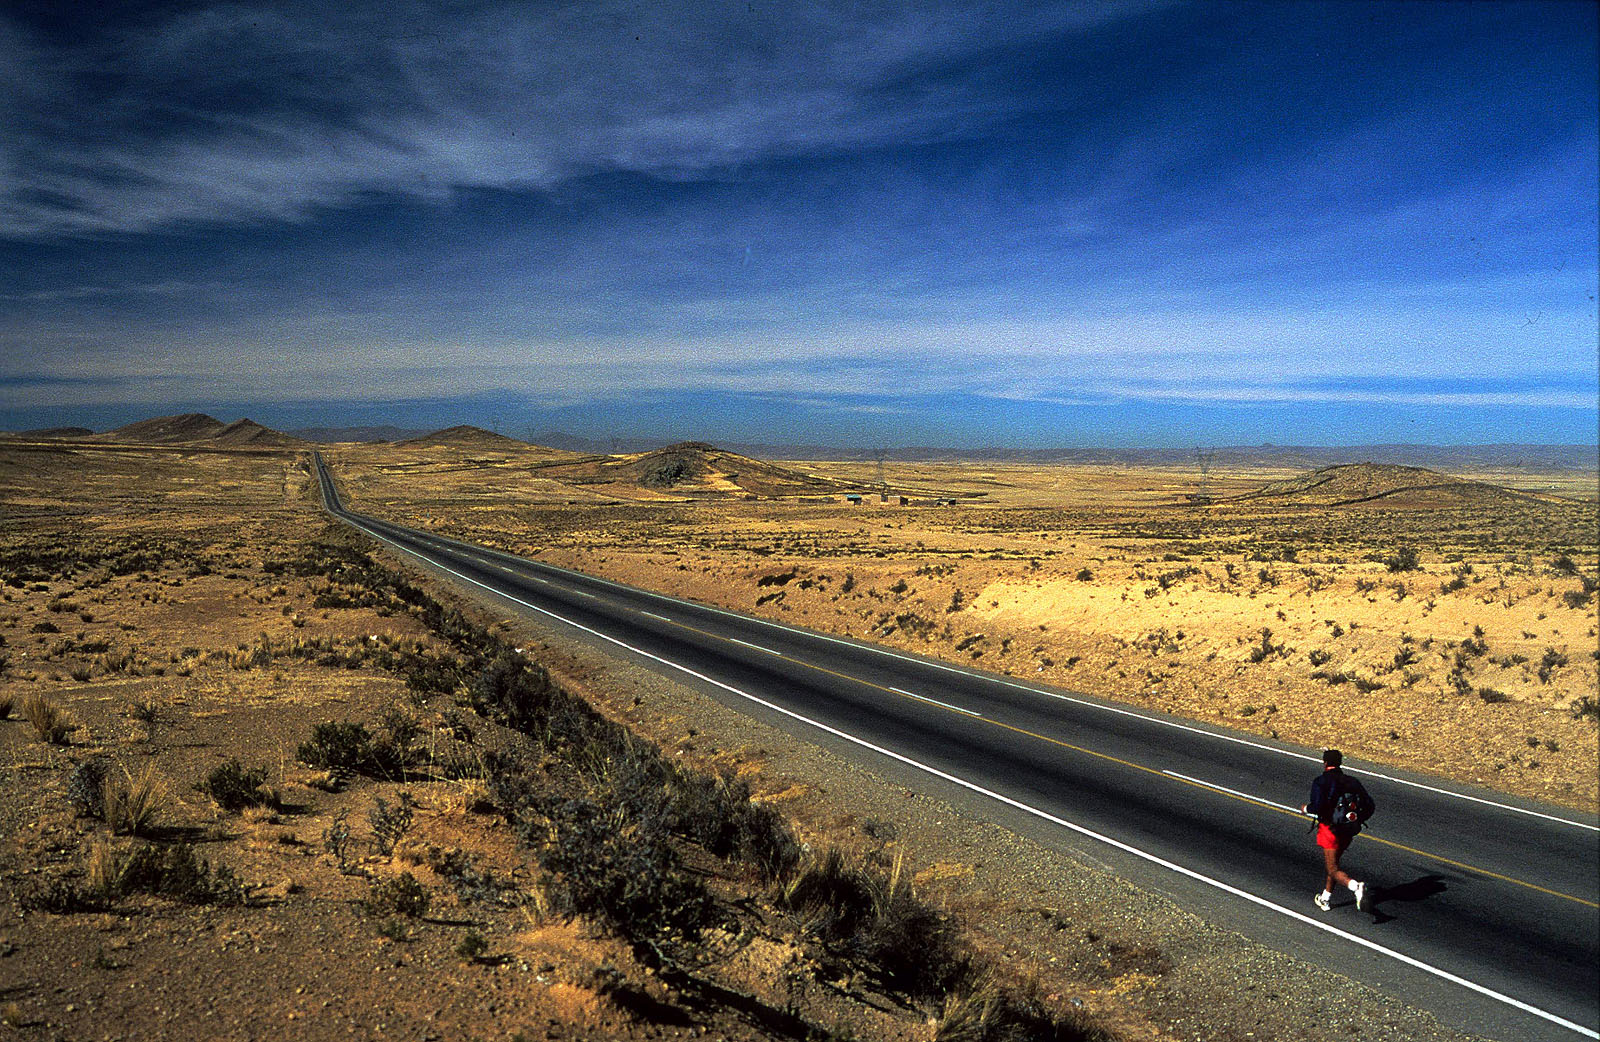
[655,612,1598,910]
[1170,779,1599,908]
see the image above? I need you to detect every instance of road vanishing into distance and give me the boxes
[314,455,1599,1042]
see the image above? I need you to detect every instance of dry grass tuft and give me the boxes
[20,693,73,744]
[934,973,1000,1042]
[86,836,133,896]
[103,763,169,836]
[519,876,561,928]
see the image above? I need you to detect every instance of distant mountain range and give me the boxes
[287,425,427,443]
[13,426,94,438]
[4,416,1593,472]
[531,435,1598,473]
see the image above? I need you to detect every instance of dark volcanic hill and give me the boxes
[1233,463,1543,508]
[92,413,306,448]
[104,413,229,443]
[6,426,94,439]
[210,419,308,447]
[397,425,532,450]
[545,442,843,498]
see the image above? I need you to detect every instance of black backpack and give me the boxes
[1329,774,1376,829]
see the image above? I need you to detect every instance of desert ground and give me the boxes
[0,424,1592,1042]
[327,431,1600,813]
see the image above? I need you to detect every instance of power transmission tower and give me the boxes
[1194,447,1216,504]
[875,449,887,501]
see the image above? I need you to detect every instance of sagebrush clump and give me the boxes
[197,758,271,812]
[366,872,430,918]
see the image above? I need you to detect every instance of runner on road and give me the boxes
[1303,749,1373,911]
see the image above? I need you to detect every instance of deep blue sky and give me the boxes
[1,0,1595,447]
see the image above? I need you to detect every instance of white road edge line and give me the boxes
[344,513,1597,1040]
[1163,770,1303,814]
[890,686,983,717]
[417,531,1596,833]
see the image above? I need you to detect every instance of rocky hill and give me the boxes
[396,425,535,450]
[1233,462,1543,507]
[208,419,307,447]
[94,413,307,448]
[103,412,229,443]
[544,442,843,498]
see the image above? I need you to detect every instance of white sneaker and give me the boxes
[1314,892,1331,911]
[1353,881,1368,911]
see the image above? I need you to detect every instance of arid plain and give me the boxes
[330,429,1600,812]
[1,423,1595,1042]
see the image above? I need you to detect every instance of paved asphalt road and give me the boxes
[315,455,1599,1041]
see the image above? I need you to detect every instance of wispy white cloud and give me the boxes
[0,280,211,303]
[0,1,1150,238]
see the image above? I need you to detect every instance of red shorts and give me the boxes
[1317,824,1354,851]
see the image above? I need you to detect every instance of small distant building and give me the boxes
[934,497,958,507]
[844,493,863,504]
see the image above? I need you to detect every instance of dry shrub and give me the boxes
[20,694,73,744]
[296,708,422,780]
[935,974,1113,1042]
[780,847,967,1000]
[297,720,374,773]
[936,976,1003,1042]
[196,758,271,812]
[534,794,718,961]
[367,872,431,918]
[61,836,240,909]
[0,695,13,720]
[99,647,136,674]
[780,846,874,933]
[104,763,169,836]
[86,836,132,896]
[518,876,562,927]
[115,842,243,904]
[66,756,112,817]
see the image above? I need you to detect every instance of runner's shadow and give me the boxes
[1368,874,1449,923]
